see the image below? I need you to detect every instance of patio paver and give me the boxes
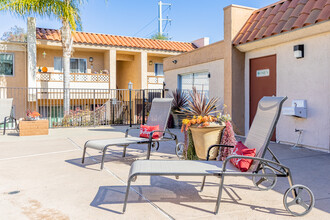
[0,126,329,219]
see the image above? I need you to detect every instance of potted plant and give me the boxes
[26,110,40,121]
[181,87,227,160]
[168,89,188,128]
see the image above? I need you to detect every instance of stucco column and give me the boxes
[140,51,148,89]
[223,5,254,135]
[107,49,116,90]
[27,17,37,89]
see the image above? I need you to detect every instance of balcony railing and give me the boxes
[36,72,110,83]
[147,75,164,85]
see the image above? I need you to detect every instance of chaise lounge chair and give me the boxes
[0,98,18,135]
[123,96,315,217]
[82,98,178,170]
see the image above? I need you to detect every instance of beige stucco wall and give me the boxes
[164,41,225,71]
[0,43,27,88]
[116,52,142,90]
[244,31,330,152]
[36,48,105,73]
[164,59,225,107]
[147,56,164,72]
[223,5,255,134]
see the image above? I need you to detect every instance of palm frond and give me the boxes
[0,0,83,31]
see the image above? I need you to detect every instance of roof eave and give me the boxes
[36,39,190,53]
[235,20,330,52]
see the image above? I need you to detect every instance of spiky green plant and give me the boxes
[168,89,189,113]
[182,87,219,116]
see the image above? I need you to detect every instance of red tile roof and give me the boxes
[36,28,196,52]
[233,0,330,45]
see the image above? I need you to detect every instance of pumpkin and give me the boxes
[42,67,48,73]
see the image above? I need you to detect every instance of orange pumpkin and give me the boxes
[42,67,48,73]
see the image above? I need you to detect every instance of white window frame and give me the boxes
[154,63,164,76]
[0,53,15,77]
[53,57,87,73]
[178,71,210,95]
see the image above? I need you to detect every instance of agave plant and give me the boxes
[168,89,189,113]
[182,87,219,116]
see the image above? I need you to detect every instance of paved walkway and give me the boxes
[0,126,329,219]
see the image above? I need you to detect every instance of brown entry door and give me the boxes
[250,55,276,141]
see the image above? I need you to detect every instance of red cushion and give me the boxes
[139,125,160,139]
[230,141,256,172]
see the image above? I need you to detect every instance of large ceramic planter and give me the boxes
[189,122,225,160]
[172,113,186,128]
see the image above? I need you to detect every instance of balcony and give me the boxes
[147,75,164,89]
[36,72,110,89]
[36,72,110,83]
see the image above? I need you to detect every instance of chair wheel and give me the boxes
[252,166,277,190]
[151,142,159,151]
[283,184,314,216]
[175,142,184,159]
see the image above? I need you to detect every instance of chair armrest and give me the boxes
[222,155,289,172]
[125,126,140,137]
[149,130,166,142]
[149,129,177,141]
[206,144,235,161]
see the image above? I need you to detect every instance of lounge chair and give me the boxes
[123,96,315,217]
[82,98,177,170]
[0,98,18,135]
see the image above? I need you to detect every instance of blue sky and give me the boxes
[0,0,275,43]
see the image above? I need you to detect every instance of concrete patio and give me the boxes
[0,126,329,219]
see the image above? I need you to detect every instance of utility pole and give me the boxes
[158,1,171,36]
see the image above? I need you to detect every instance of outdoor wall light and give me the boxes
[42,50,47,58]
[128,81,133,90]
[149,60,153,65]
[293,44,304,59]
[172,60,177,64]
[89,57,93,62]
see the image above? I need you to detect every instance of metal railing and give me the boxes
[0,87,164,128]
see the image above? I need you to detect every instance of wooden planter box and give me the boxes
[19,120,49,136]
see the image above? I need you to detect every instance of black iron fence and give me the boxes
[0,87,165,128]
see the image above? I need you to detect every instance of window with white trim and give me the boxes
[54,57,87,73]
[154,63,164,76]
[0,53,14,76]
[178,72,210,97]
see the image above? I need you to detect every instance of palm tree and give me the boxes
[151,33,169,40]
[0,0,84,114]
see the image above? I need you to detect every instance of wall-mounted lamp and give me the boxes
[89,57,94,62]
[128,81,133,90]
[149,60,153,65]
[293,44,304,59]
[42,50,47,58]
[172,60,177,64]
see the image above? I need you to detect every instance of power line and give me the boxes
[133,16,157,36]
[144,28,158,38]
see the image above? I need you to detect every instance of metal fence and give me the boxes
[0,87,165,128]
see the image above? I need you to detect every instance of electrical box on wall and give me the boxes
[282,100,307,118]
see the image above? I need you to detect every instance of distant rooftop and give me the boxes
[36,28,197,52]
[233,0,330,45]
